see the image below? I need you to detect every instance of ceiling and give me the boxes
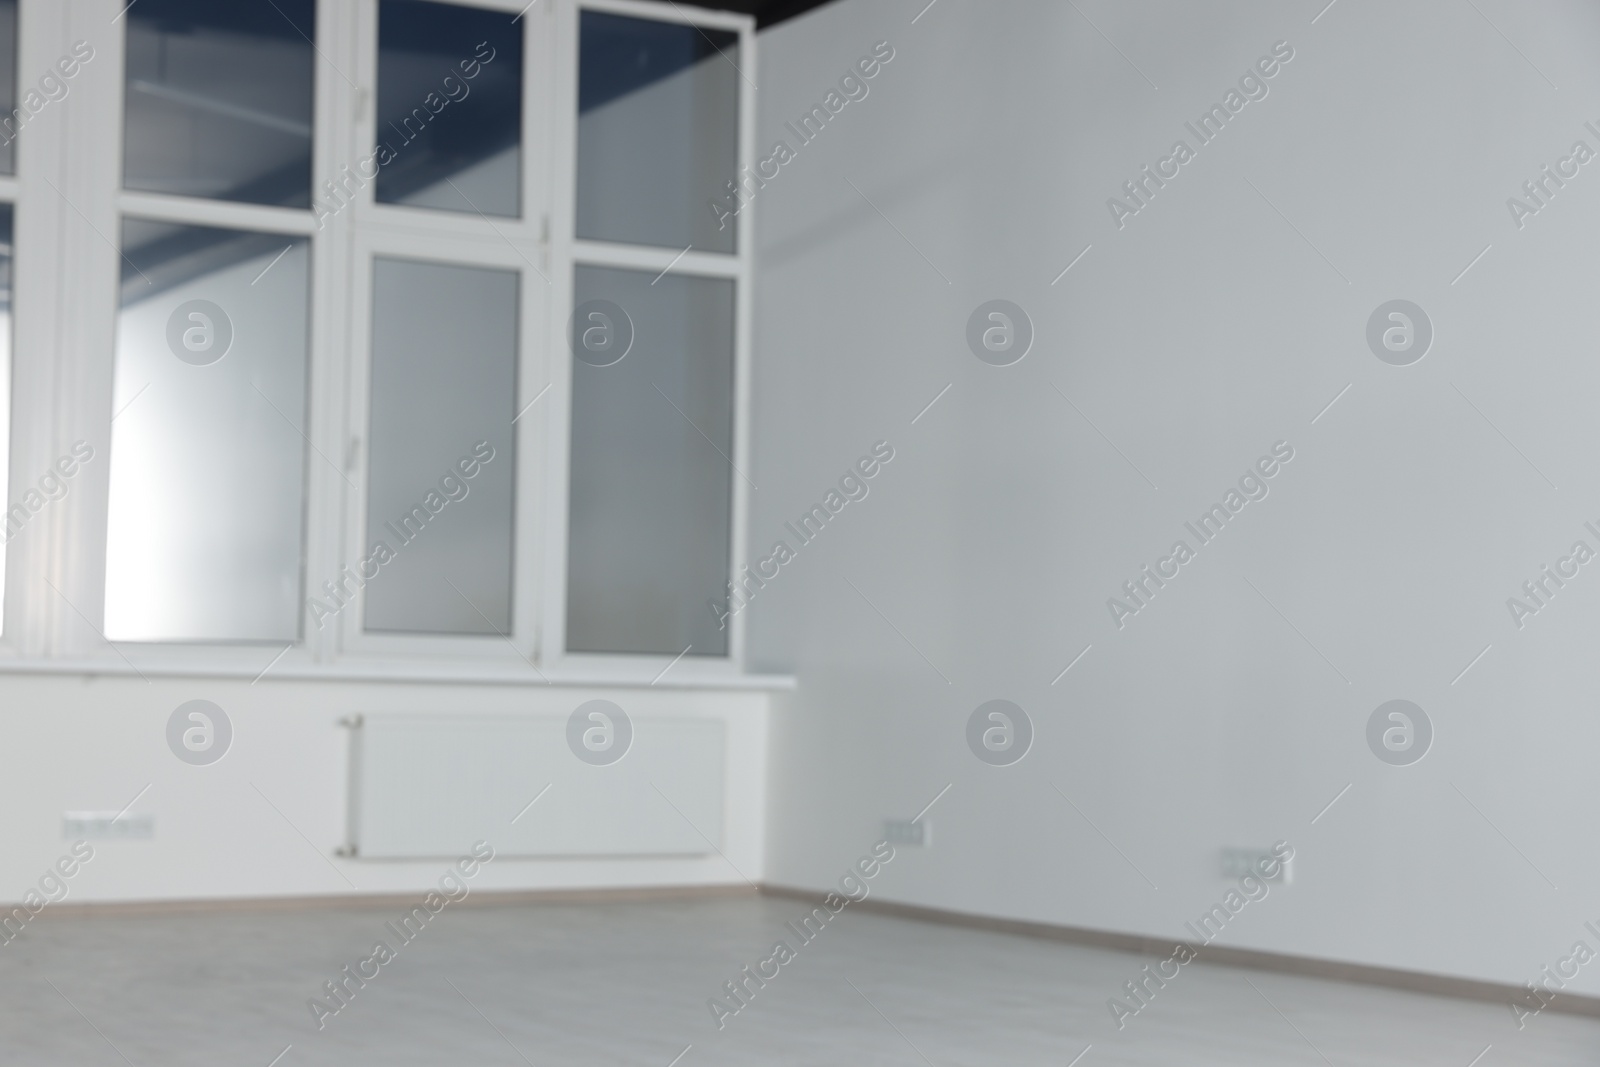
[675,0,837,30]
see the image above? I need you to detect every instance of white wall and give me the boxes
[749,0,1600,993]
[0,673,770,903]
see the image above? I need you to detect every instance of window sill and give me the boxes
[0,656,796,691]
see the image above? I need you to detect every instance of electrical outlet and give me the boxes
[63,812,153,841]
[883,819,929,847]
[1220,846,1290,883]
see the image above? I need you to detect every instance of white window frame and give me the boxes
[0,0,756,685]
[338,228,545,666]
[545,0,756,680]
[0,0,48,667]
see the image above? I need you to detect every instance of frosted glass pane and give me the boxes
[0,205,13,627]
[567,265,733,657]
[106,221,310,642]
[577,11,739,253]
[365,258,517,635]
[376,0,523,217]
[123,0,315,208]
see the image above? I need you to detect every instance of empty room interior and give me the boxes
[0,0,1596,1063]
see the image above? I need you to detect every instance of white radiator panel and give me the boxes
[347,714,725,859]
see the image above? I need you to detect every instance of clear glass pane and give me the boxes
[123,0,315,208]
[375,0,523,217]
[567,265,734,657]
[0,1,17,176]
[106,220,310,642]
[577,11,740,254]
[365,258,517,635]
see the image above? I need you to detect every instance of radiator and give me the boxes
[342,713,725,859]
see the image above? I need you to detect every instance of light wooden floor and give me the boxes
[0,894,1593,1065]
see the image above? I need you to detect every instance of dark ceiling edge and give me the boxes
[752,0,840,30]
[672,0,842,31]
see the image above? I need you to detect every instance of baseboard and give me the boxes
[760,885,1600,1021]
[29,882,757,919]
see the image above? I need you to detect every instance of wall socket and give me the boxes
[1220,846,1290,883]
[883,819,929,847]
[63,812,153,840]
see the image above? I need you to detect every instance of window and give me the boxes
[562,5,746,663]
[0,0,753,678]
[575,10,739,252]
[0,0,16,178]
[362,256,517,636]
[105,222,311,643]
[375,0,523,216]
[0,0,18,630]
[566,265,735,657]
[0,204,12,626]
[122,1,316,207]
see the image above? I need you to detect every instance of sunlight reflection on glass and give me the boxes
[105,220,309,643]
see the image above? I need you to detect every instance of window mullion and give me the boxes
[35,0,123,660]
[305,0,363,664]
